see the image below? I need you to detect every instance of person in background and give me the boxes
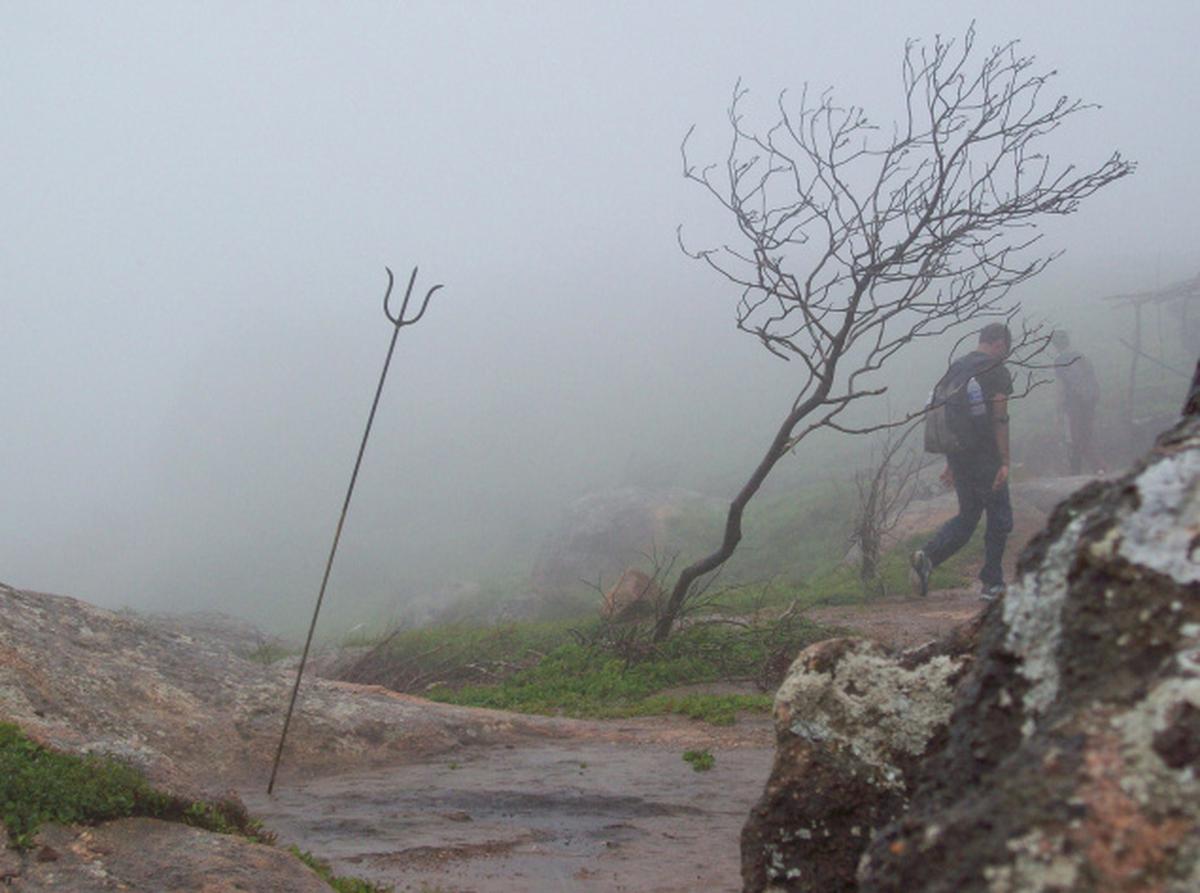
[1051,329,1104,475]
[912,323,1014,602]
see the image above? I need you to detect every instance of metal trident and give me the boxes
[268,266,444,794]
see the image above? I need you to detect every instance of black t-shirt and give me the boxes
[960,350,1013,463]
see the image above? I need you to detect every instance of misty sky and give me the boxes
[3,1,1197,629]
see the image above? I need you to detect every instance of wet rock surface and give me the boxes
[745,414,1200,892]
[245,737,775,893]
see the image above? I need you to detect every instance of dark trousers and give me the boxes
[1066,402,1096,475]
[924,453,1013,586]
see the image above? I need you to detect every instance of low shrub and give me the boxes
[682,749,716,772]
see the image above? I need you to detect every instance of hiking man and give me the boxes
[912,323,1014,601]
[1051,329,1104,474]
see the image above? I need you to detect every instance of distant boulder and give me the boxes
[532,486,720,596]
[601,568,663,621]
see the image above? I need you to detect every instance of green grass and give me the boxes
[682,749,715,772]
[0,723,383,892]
[423,619,821,722]
[696,526,980,613]
[352,617,582,665]
[0,722,268,849]
[246,641,295,665]
[635,693,773,725]
[290,847,393,893]
[662,484,850,585]
[792,531,977,605]
[1,722,165,847]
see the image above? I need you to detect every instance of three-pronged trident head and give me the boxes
[384,265,444,328]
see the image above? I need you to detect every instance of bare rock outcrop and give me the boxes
[744,409,1200,891]
[0,585,582,798]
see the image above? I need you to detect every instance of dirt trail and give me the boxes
[806,588,985,651]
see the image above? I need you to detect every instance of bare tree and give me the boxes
[849,424,931,596]
[653,27,1133,641]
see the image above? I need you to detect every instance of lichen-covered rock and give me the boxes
[745,409,1200,892]
[742,632,975,891]
[853,414,1200,892]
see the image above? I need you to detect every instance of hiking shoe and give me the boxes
[910,550,932,598]
[979,582,1007,602]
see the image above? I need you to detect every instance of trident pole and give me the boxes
[267,266,443,794]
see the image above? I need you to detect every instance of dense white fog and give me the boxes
[3,1,1197,631]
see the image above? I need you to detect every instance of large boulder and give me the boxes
[745,407,1200,891]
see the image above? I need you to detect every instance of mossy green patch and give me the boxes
[0,723,385,891]
[0,722,265,849]
[246,641,294,665]
[290,847,393,893]
[682,749,716,772]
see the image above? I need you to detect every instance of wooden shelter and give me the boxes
[1104,272,1200,449]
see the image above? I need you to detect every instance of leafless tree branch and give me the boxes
[654,25,1133,640]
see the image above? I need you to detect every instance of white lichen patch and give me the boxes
[1111,673,1200,808]
[1119,450,1200,584]
[984,829,1079,893]
[1003,516,1087,729]
[775,641,961,790]
[1004,447,1199,733]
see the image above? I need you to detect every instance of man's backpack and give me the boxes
[923,354,991,455]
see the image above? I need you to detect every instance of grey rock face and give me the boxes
[0,585,585,801]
